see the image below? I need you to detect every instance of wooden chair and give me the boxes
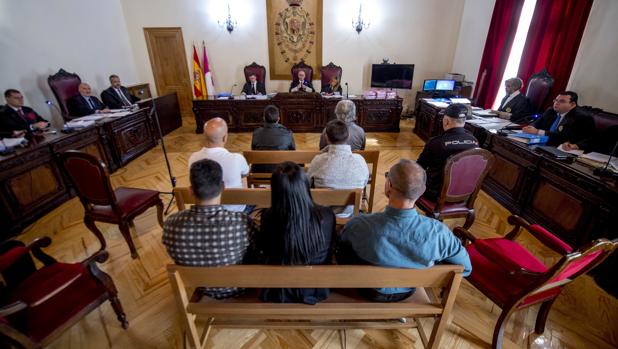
[242,150,380,212]
[320,62,343,90]
[525,69,554,114]
[0,237,128,348]
[168,264,463,349]
[173,187,362,225]
[291,60,314,82]
[416,148,494,229]
[47,68,81,120]
[243,62,266,85]
[455,215,618,349]
[59,150,164,259]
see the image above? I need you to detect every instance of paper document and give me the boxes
[450,98,471,104]
[66,120,95,128]
[1,137,27,148]
[78,114,107,121]
[556,144,584,156]
[472,109,497,117]
[107,111,131,117]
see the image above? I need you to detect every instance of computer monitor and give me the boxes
[423,79,437,91]
[435,79,455,91]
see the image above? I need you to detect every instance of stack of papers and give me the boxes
[422,99,449,108]
[450,98,471,104]
[66,120,95,129]
[578,152,618,172]
[556,144,584,156]
[472,109,497,117]
[1,137,27,148]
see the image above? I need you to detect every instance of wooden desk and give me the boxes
[192,93,403,133]
[137,92,182,136]
[0,109,156,237]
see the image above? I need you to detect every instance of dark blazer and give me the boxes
[532,107,596,146]
[251,123,296,173]
[289,80,314,92]
[0,105,47,138]
[498,93,532,123]
[321,84,343,94]
[67,95,106,117]
[577,125,618,155]
[241,82,266,95]
[101,86,139,109]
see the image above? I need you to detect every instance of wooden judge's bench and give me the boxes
[192,93,403,133]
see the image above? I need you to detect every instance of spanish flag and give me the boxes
[192,45,206,99]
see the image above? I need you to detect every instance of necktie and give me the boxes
[549,113,561,132]
[499,94,509,110]
[86,97,95,110]
[17,108,27,122]
[252,83,256,95]
[117,88,131,106]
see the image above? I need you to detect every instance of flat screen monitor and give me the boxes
[423,79,437,91]
[370,64,414,89]
[435,79,455,91]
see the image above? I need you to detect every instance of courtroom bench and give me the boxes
[168,264,463,349]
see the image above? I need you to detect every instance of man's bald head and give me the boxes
[387,159,426,202]
[203,117,228,146]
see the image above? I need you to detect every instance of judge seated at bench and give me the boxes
[101,74,140,109]
[0,89,49,138]
[67,83,110,117]
[289,70,314,93]
[321,76,342,95]
[492,77,532,123]
[522,91,595,147]
[241,74,266,95]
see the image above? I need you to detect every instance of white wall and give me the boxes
[120,0,466,112]
[450,0,495,88]
[567,0,618,113]
[0,0,138,127]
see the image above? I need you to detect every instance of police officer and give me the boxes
[416,103,478,199]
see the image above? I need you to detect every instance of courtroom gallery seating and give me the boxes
[47,68,82,121]
[416,148,494,229]
[455,215,618,349]
[0,237,128,348]
[59,151,164,259]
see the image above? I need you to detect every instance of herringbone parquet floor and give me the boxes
[14,118,618,349]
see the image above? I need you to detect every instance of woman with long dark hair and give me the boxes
[257,161,336,304]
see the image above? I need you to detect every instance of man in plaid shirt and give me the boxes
[162,159,258,299]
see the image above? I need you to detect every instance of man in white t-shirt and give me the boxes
[188,117,249,212]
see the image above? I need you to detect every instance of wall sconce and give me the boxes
[352,4,370,34]
[218,4,237,33]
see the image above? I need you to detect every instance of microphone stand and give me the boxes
[147,96,177,214]
[228,84,237,99]
[593,140,618,179]
[345,82,349,99]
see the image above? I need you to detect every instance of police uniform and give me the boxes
[417,107,479,199]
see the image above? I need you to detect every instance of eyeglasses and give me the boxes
[384,171,389,179]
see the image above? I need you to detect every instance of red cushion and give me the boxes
[0,247,30,272]
[7,263,106,342]
[475,238,547,274]
[466,242,560,308]
[417,196,470,214]
[90,187,159,219]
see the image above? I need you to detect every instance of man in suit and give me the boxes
[493,77,532,123]
[289,70,314,92]
[241,74,266,95]
[522,91,595,147]
[101,75,140,109]
[67,83,110,117]
[0,89,49,138]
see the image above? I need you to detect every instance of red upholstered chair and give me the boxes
[47,68,81,121]
[416,148,494,229]
[320,62,342,90]
[0,237,128,348]
[243,62,266,84]
[525,69,554,114]
[291,61,314,82]
[59,150,164,259]
[455,216,617,349]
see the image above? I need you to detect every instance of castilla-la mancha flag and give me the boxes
[192,44,206,99]
[202,42,215,96]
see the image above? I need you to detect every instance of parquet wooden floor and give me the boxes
[14,119,618,349]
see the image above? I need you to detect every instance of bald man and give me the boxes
[67,83,110,117]
[188,117,249,212]
[338,159,471,302]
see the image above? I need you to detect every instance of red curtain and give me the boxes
[473,0,525,109]
[517,0,593,109]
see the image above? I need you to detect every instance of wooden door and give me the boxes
[144,27,193,117]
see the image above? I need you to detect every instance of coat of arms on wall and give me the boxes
[267,0,323,80]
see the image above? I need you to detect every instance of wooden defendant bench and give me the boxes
[167,264,463,349]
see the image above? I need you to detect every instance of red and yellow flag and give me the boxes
[192,45,206,99]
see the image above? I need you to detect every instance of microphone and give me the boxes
[345,82,349,99]
[229,84,237,99]
[46,100,63,116]
[593,140,618,178]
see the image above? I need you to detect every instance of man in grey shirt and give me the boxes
[319,100,366,151]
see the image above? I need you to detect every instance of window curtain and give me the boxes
[473,0,525,109]
[517,0,594,109]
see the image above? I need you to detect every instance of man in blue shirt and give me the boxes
[338,159,471,302]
